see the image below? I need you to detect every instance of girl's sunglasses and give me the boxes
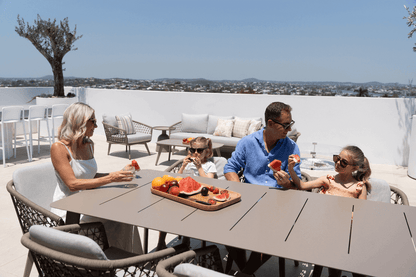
[333,155,352,168]
[189,147,207,154]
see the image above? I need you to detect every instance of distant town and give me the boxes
[1,76,415,97]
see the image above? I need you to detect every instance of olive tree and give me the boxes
[15,14,82,97]
[404,5,416,52]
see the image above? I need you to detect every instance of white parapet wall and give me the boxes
[2,87,415,166]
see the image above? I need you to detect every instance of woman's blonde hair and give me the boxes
[190,137,213,163]
[58,102,95,152]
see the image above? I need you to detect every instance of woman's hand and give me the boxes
[108,170,134,182]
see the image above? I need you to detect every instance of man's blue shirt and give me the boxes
[224,128,301,188]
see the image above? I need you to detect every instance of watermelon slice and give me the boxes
[268,159,282,172]
[293,154,300,164]
[213,193,230,202]
[178,176,202,195]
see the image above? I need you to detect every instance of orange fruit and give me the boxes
[162,175,175,183]
[152,177,164,189]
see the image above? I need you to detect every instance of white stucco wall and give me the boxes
[2,87,415,166]
[84,88,416,166]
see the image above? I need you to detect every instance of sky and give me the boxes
[1,0,416,84]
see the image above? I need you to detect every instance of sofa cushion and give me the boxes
[29,225,108,260]
[248,120,262,135]
[208,135,240,147]
[102,114,119,135]
[207,115,234,134]
[116,113,135,135]
[367,178,391,203]
[181,113,209,133]
[233,117,251,138]
[213,119,235,138]
[126,133,152,144]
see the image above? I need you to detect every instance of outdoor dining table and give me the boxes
[51,169,416,277]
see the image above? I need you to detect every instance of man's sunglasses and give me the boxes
[270,118,295,130]
[333,155,353,168]
[189,147,207,154]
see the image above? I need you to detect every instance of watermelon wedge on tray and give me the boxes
[178,176,203,195]
[213,192,230,202]
[268,159,282,172]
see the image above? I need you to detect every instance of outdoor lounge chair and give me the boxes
[102,113,153,160]
[21,222,189,276]
[156,245,225,277]
[7,161,65,277]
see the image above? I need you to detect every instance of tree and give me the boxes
[404,5,416,52]
[15,15,82,97]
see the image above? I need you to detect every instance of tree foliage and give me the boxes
[15,14,82,97]
[404,5,416,52]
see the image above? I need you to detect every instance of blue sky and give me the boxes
[1,0,416,84]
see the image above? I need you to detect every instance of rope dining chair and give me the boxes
[50,104,69,143]
[26,105,52,160]
[1,106,31,167]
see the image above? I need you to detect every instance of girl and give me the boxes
[157,137,217,251]
[178,137,217,178]
[288,145,371,200]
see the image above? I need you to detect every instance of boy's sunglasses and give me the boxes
[189,147,207,154]
[333,155,352,168]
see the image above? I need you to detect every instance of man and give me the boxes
[223,101,301,275]
[224,101,301,188]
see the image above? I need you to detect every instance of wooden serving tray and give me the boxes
[151,184,241,211]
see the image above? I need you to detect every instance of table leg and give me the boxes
[65,211,81,224]
[168,146,172,161]
[155,146,162,166]
[144,228,149,254]
[216,148,221,157]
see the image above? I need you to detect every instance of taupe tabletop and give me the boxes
[155,139,224,165]
[51,169,416,277]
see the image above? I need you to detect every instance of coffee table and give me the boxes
[155,138,224,165]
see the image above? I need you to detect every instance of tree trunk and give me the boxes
[52,59,65,97]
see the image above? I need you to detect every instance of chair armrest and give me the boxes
[102,122,128,143]
[132,120,153,135]
[169,121,182,135]
[390,185,409,205]
[164,159,184,173]
[156,245,224,277]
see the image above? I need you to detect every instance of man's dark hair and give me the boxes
[264,102,292,126]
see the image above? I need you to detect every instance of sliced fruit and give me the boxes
[213,188,219,194]
[208,199,217,205]
[131,160,140,170]
[178,176,202,195]
[268,159,282,172]
[293,154,300,164]
[213,193,231,202]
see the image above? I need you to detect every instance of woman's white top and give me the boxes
[183,160,217,177]
[52,141,97,218]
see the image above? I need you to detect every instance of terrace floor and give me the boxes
[1,134,415,277]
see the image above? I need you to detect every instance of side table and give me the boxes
[153,126,176,153]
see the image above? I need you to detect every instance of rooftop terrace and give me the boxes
[1,87,416,276]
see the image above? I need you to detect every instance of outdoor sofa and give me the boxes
[168,113,300,152]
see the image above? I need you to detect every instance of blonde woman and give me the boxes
[51,102,142,253]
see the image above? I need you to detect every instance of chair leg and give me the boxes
[279,257,285,277]
[225,254,234,273]
[128,145,131,160]
[107,143,111,155]
[2,124,5,168]
[23,252,34,277]
[144,143,151,155]
[28,120,33,161]
[37,120,40,154]
[312,265,323,277]
[45,117,52,147]
[22,120,31,162]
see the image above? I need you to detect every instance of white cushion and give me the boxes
[181,113,209,133]
[116,113,135,135]
[207,115,234,134]
[232,117,251,138]
[213,119,234,138]
[248,120,262,135]
[29,225,108,260]
[102,114,119,135]
[367,178,391,203]
[174,263,230,277]
[126,133,152,143]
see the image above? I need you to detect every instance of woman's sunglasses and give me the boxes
[333,155,352,168]
[89,118,97,127]
[189,147,207,154]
